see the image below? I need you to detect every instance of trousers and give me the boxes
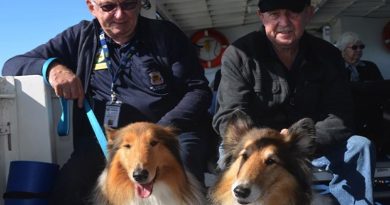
[312,135,375,205]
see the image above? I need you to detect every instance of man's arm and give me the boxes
[212,46,253,136]
[314,51,355,148]
[2,22,86,107]
[156,23,212,130]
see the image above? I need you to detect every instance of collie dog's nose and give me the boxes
[133,169,149,183]
[233,185,251,198]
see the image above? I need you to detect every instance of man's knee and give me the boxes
[178,132,208,181]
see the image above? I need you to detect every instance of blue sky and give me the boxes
[0,0,94,74]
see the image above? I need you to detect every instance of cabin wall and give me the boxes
[188,23,261,85]
[140,0,156,19]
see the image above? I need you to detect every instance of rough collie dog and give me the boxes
[93,122,206,205]
[209,113,315,205]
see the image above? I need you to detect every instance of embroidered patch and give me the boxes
[149,71,164,86]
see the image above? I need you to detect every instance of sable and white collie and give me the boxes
[209,112,316,205]
[93,122,206,205]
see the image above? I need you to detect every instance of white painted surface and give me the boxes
[0,75,73,205]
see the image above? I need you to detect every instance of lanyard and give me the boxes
[99,31,137,102]
[56,97,109,158]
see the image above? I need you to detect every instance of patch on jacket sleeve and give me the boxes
[148,70,167,92]
[149,71,164,86]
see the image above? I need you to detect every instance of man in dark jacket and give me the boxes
[213,0,375,204]
[2,0,214,204]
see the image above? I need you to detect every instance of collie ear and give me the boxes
[224,110,254,145]
[104,125,117,144]
[286,118,316,157]
[159,125,180,146]
[163,126,179,137]
[222,110,254,168]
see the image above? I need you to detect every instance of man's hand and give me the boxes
[48,63,84,108]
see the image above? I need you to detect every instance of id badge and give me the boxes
[104,101,122,128]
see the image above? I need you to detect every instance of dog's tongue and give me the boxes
[136,183,153,198]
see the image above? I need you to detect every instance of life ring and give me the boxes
[191,29,229,68]
[383,21,390,52]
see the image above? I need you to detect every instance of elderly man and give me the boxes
[2,0,215,204]
[213,0,375,204]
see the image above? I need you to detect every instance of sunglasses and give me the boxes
[348,44,365,50]
[92,0,138,12]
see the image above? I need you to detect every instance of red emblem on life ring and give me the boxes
[191,29,229,68]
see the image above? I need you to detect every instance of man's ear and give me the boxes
[304,5,315,22]
[86,0,97,16]
[256,10,265,23]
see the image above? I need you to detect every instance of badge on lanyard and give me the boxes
[104,88,122,128]
[99,31,136,128]
[102,44,123,129]
[104,100,122,128]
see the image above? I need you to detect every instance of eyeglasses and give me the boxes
[92,0,138,13]
[348,44,365,50]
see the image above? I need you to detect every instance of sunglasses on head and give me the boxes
[93,0,138,12]
[349,44,365,50]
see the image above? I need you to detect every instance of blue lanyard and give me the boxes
[99,31,137,102]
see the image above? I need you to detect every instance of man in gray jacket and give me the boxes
[213,0,375,204]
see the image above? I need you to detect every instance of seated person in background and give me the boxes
[213,0,375,204]
[336,31,388,159]
[2,0,215,204]
[335,31,383,82]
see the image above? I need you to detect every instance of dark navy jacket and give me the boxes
[2,16,212,144]
[348,60,384,82]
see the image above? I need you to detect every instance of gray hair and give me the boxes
[335,32,361,51]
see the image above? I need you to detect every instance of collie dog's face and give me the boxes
[215,112,315,205]
[105,122,180,198]
[228,129,302,204]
